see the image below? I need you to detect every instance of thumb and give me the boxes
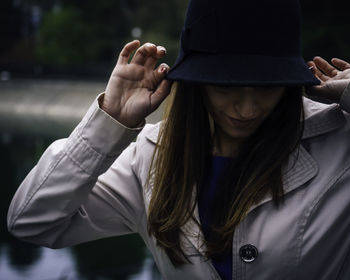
[150,79,173,111]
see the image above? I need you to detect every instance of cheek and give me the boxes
[205,95,226,114]
[207,92,236,112]
[261,94,284,114]
[209,101,231,122]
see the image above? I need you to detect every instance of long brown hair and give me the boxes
[147,82,304,266]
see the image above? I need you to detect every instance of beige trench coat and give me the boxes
[7,90,350,280]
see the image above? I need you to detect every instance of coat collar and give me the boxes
[145,121,161,144]
[302,97,345,140]
[145,98,346,254]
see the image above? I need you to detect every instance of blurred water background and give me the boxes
[1,0,350,279]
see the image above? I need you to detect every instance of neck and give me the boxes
[212,128,242,157]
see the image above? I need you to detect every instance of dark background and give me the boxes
[1,0,350,81]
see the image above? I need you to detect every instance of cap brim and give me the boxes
[166,52,320,86]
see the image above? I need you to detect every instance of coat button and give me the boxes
[239,244,258,263]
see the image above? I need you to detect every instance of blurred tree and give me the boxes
[0,0,22,53]
[133,0,187,38]
[36,0,188,71]
[61,0,135,60]
[132,0,188,65]
[36,0,136,68]
[37,7,101,66]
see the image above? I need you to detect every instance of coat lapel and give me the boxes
[247,144,318,214]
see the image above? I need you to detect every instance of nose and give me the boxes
[235,88,258,119]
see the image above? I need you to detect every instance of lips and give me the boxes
[227,116,257,129]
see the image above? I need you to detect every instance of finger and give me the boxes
[117,40,140,65]
[331,58,350,71]
[313,56,338,78]
[152,63,170,85]
[145,46,167,69]
[307,61,326,82]
[150,79,172,111]
[307,61,318,77]
[131,43,157,66]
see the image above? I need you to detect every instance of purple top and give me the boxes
[198,155,235,280]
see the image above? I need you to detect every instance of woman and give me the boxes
[7,0,350,279]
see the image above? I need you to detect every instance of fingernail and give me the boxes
[161,66,168,73]
[309,66,316,74]
[158,46,167,54]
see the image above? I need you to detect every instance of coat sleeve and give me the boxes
[7,94,146,248]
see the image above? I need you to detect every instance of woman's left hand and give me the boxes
[307,57,350,102]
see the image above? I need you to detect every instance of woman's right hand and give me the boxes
[102,40,172,128]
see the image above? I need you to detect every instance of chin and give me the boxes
[226,127,256,140]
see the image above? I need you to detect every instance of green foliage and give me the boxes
[131,0,188,65]
[36,0,188,69]
[37,7,100,66]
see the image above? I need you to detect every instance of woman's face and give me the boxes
[204,85,286,142]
